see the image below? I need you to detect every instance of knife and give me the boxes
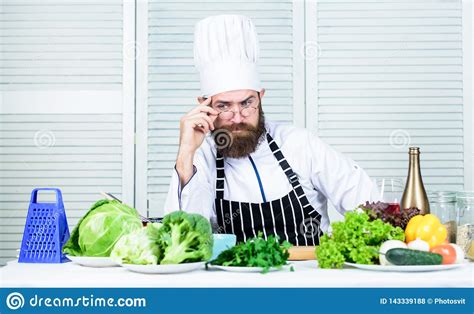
[99,191,151,223]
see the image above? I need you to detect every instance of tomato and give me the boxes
[449,244,465,264]
[430,244,456,265]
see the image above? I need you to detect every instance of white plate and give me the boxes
[208,264,291,273]
[344,260,469,272]
[120,262,205,274]
[66,255,118,268]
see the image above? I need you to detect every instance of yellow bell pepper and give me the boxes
[405,214,447,248]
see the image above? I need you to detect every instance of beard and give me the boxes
[212,108,266,159]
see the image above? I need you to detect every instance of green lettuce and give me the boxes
[315,211,405,268]
[111,223,163,265]
[63,199,143,257]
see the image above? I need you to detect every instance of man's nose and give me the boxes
[229,110,244,124]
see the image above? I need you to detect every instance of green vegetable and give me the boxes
[379,240,407,266]
[156,211,213,264]
[209,232,292,274]
[63,199,143,257]
[385,248,443,266]
[315,211,405,269]
[110,223,163,265]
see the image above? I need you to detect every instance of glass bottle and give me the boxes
[401,147,430,214]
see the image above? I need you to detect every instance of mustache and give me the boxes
[212,107,266,159]
[219,123,256,132]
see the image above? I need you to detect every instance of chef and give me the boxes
[164,14,379,245]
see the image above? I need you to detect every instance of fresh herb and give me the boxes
[209,232,292,274]
[315,211,405,269]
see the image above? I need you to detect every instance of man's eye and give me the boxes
[243,100,253,107]
[216,104,227,110]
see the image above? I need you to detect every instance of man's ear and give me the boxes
[259,88,265,98]
[197,96,206,104]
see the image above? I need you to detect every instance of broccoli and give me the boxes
[157,211,213,264]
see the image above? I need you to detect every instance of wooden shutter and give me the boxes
[314,0,465,192]
[0,0,125,264]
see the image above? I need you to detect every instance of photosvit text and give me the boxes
[379,297,466,305]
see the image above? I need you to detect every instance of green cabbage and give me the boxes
[63,199,143,257]
[110,223,163,265]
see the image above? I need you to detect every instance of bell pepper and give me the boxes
[404,214,447,248]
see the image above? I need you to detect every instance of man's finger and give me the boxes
[209,114,218,123]
[188,114,214,131]
[188,117,212,133]
[198,97,219,115]
[199,97,212,106]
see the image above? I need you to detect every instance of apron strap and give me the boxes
[266,133,301,187]
[215,153,225,199]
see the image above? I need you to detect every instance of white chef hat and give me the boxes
[194,14,262,98]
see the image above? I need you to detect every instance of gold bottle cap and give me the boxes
[408,147,420,154]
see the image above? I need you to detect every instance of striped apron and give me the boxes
[214,132,323,245]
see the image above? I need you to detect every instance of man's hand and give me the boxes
[176,97,219,186]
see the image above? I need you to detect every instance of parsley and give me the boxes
[209,232,292,274]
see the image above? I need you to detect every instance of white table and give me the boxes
[1,260,473,288]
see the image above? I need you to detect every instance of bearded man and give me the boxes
[164,14,379,245]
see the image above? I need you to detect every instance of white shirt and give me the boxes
[164,121,380,233]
